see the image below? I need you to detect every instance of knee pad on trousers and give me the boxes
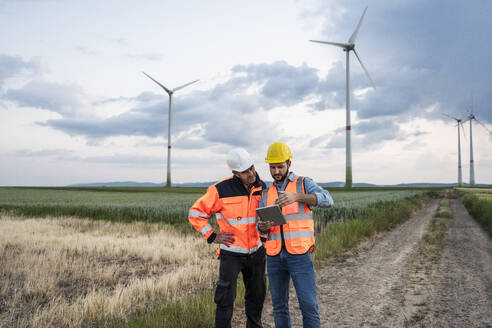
[214,280,234,307]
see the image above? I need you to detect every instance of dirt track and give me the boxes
[235,196,492,327]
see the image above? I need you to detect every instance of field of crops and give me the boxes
[0,186,439,327]
[0,187,425,230]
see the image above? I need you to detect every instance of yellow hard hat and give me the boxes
[265,142,293,163]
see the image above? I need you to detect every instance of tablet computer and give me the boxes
[256,204,286,226]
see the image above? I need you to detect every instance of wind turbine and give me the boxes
[443,113,466,187]
[142,72,199,188]
[464,100,490,187]
[310,6,375,188]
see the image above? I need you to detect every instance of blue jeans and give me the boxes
[267,249,320,328]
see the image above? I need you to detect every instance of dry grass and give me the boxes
[0,214,218,327]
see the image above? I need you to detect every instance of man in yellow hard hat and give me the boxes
[258,142,333,328]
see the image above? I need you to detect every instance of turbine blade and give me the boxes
[460,122,467,142]
[172,79,199,92]
[348,6,368,44]
[309,40,350,49]
[353,49,375,89]
[442,113,460,121]
[142,71,171,94]
[475,118,491,132]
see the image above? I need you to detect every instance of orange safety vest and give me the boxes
[263,176,314,256]
[189,175,265,257]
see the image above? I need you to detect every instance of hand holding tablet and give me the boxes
[256,204,286,226]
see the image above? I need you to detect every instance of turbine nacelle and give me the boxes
[309,7,375,90]
[346,44,355,51]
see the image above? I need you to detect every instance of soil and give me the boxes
[233,196,492,327]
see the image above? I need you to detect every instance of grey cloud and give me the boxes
[92,91,162,106]
[172,126,213,150]
[325,133,345,149]
[41,63,294,146]
[15,148,162,166]
[41,101,166,138]
[320,118,405,150]
[309,134,330,148]
[353,120,392,135]
[353,119,403,146]
[232,61,320,109]
[174,136,212,150]
[309,1,492,125]
[135,91,163,102]
[312,61,346,110]
[5,80,88,117]
[8,61,343,144]
[0,54,41,87]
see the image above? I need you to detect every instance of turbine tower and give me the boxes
[310,6,375,188]
[443,113,466,187]
[464,100,490,187]
[142,72,199,187]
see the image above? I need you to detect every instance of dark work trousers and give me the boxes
[214,246,266,328]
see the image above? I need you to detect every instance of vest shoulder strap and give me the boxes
[262,188,269,204]
[295,176,306,194]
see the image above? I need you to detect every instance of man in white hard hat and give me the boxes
[189,148,267,328]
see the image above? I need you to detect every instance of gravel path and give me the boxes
[233,196,492,327]
[423,199,492,328]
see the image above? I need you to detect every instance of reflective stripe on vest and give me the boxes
[267,230,315,241]
[216,213,258,226]
[264,175,314,256]
[284,212,313,222]
[220,238,262,254]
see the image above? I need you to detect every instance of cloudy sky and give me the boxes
[1,0,491,186]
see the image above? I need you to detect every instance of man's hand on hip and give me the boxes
[214,232,235,246]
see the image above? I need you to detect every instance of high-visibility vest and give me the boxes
[188,175,265,257]
[263,176,314,256]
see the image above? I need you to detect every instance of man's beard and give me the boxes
[273,171,288,183]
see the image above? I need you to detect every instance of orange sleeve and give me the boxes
[188,185,221,241]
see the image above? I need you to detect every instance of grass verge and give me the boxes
[411,197,450,268]
[458,192,492,237]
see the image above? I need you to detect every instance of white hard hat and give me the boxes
[226,148,254,172]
